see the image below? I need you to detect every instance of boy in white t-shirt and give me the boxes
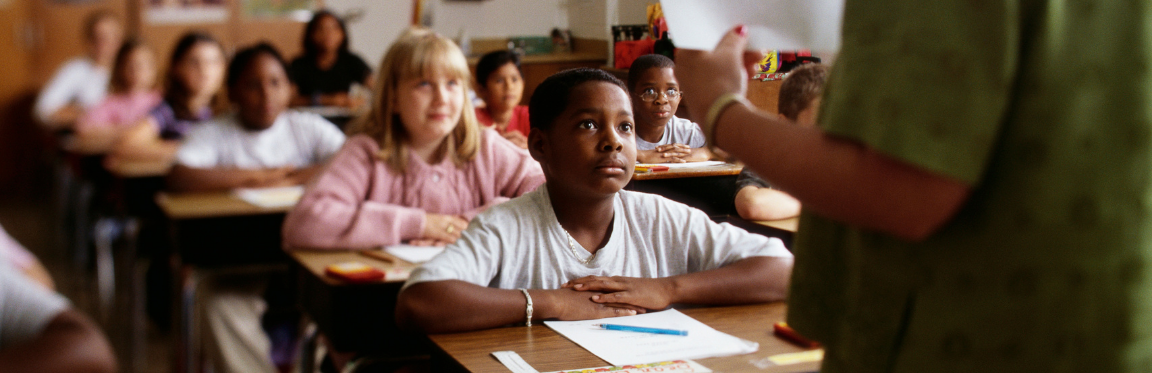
[168,43,345,193]
[167,43,344,373]
[396,68,793,334]
[627,54,712,163]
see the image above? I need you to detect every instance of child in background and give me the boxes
[628,54,710,163]
[171,43,345,373]
[282,27,543,250]
[474,50,530,148]
[71,39,162,154]
[734,63,828,221]
[109,32,226,166]
[34,10,122,129]
[167,43,345,192]
[289,10,373,108]
[395,68,793,334]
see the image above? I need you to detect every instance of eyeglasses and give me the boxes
[637,88,682,102]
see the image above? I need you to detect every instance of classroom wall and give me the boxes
[323,0,412,65]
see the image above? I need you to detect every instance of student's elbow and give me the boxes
[394,286,439,334]
[758,256,793,302]
[52,311,119,373]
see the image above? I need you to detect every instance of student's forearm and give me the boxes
[716,104,970,241]
[67,128,121,155]
[686,148,713,162]
[396,281,537,334]
[0,311,118,373]
[663,256,792,305]
[735,187,801,221]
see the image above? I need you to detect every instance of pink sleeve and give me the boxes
[0,226,35,270]
[75,100,115,132]
[461,131,545,220]
[282,136,427,250]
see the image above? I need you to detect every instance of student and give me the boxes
[627,54,710,163]
[288,10,372,108]
[394,68,794,334]
[109,32,226,166]
[168,43,346,192]
[71,39,162,154]
[675,14,1150,372]
[733,63,827,221]
[474,50,530,148]
[282,28,544,250]
[0,267,118,373]
[169,43,345,373]
[0,224,56,290]
[34,10,123,129]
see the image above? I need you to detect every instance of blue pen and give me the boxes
[594,323,689,336]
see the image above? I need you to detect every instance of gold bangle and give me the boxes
[702,93,751,150]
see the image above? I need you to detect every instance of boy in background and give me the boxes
[628,54,712,163]
[734,63,828,221]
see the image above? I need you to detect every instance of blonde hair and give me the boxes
[347,27,480,173]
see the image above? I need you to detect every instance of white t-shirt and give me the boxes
[0,267,69,348]
[405,185,791,290]
[176,110,346,169]
[635,115,707,150]
[33,58,110,123]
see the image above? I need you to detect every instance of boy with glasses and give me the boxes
[627,54,712,163]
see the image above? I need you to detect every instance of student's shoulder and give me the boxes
[283,110,337,129]
[474,188,547,224]
[670,115,701,130]
[618,189,702,221]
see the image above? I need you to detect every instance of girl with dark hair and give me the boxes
[288,10,373,108]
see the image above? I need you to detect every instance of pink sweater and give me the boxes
[75,91,162,132]
[283,129,544,249]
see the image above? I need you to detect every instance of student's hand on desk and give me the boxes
[564,275,674,311]
[501,131,529,149]
[252,167,296,187]
[422,214,469,243]
[540,288,643,320]
[637,145,691,164]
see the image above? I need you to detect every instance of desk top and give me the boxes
[156,191,295,220]
[104,159,172,178]
[756,217,799,233]
[428,302,820,373]
[289,250,416,286]
[631,163,743,181]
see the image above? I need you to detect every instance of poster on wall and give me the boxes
[241,0,317,21]
[144,0,229,24]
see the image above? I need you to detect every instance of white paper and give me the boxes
[384,244,446,263]
[232,186,305,208]
[544,309,758,366]
[542,360,713,373]
[661,0,844,54]
[492,351,541,373]
[636,161,726,170]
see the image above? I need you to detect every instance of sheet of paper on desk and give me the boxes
[542,359,712,373]
[233,186,305,208]
[543,309,758,366]
[636,161,726,170]
[660,0,844,54]
[384,244,445,263]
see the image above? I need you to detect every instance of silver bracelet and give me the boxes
[518,288,533,327]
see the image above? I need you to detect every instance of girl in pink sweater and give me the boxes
[283,28,544,249]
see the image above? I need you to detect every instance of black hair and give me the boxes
[529,67,626,132]
[474,50,521,89]
[302,10,350,59]
[227,42,291,89]
[626,54,675,92]
[165,32,223,118]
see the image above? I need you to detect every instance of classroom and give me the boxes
[0,0,1145,372]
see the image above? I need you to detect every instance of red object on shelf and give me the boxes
[614,39,656,69]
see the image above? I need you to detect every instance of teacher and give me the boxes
[675,3,1152,372]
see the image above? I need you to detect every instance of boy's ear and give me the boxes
[527,129,548,164]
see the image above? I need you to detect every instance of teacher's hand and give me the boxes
[674,25,765,125]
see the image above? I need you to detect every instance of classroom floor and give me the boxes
[0,177,173,373]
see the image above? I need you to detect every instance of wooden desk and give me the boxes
[758,217,799,233]
[156,191,295,220]
[428,302,821,373]
[105,159,172,178]
[290,250,431,354]
[627,163,743,217]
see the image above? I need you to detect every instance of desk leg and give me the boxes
[178,267,205,373]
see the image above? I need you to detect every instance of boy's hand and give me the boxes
[422,213,469,243]
[539,288,642,321]
[501,131,529,149]
[637,145,692,164]
[253,166,296,187]
[563,275,676,311]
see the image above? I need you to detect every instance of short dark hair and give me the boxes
[227,42,290,89]
[302,10,350,58]
[626,54,675,92]
[529,67,626,132]
[475,50,521,89]
[777,63,829,121]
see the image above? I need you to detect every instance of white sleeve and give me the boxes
[402,217,502,290]
[174,124,219,168]
[0,268,69,348]
[309,115,347,162]
[33,61,85,123]
[652,195,791,273]
[683,119,708,148]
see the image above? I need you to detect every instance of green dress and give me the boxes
[787,0,1152,371]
